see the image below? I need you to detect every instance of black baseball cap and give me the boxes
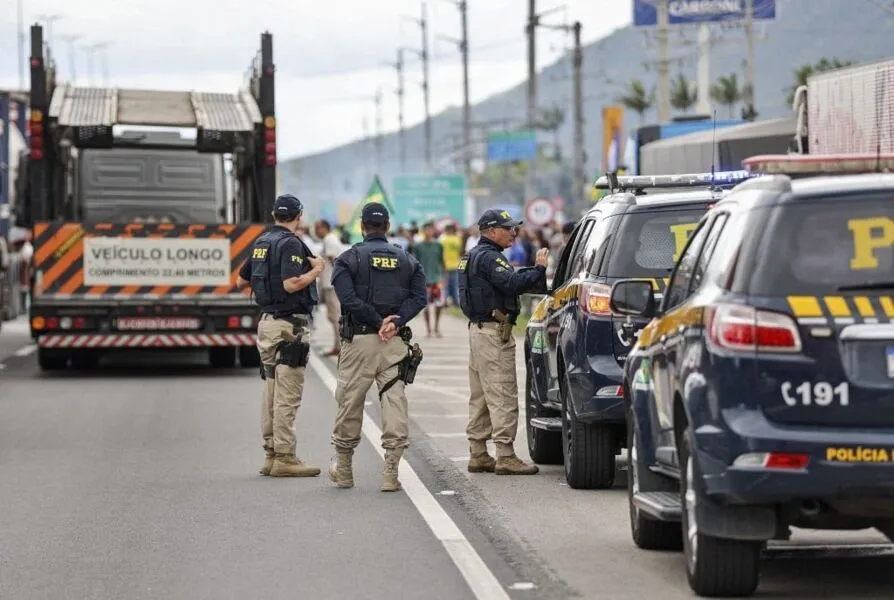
[362,202,389,225]
[273,194,303,216]
[477,208,522,229]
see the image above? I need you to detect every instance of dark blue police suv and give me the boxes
[611,154,894,597]
[524,171,752,489]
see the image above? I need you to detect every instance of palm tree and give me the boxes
[617,80,655,121]
[709,74,742,118]
[670,73,698,113]
[786,57,854,105]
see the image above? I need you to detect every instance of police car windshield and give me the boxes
[604,207,707,278]
[747,192,894,295]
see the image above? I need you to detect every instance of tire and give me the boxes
[627,403,682,550]
[239,345,261,368]
[680,426,761,597]
[525,364,563,465]
[209,347,237,368]
[38,349,68,371]
[561,373,616,489]
[70,350,100,370]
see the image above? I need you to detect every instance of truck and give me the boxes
[792,57,894,155]
[16,24,278,371]
[0,90,29,327]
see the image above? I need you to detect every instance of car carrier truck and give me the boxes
[17,24,278,371]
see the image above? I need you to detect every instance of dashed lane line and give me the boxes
[308,353,512,600]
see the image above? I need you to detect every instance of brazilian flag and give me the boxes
[345,175,397,243]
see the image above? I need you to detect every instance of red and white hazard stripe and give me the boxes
[38,333,257,348]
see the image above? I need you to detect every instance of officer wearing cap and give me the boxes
[237,193,325,478]
[328,202,427,492]
[458,209,549,475]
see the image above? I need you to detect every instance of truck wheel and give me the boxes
[525,365,562,465]
[561,375,615,489]
[239,345,261,368]
[70,350,100,370]
[680,426,761,597]
[38,349,68,371]
[209,347,237,368]
[627,403,682,550]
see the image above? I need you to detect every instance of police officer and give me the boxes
[458,209,549,475]
[237,194,324,478]
[329,202,427,492]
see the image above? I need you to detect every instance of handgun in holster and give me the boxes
[338,314,354,342]
[492,309,514,343]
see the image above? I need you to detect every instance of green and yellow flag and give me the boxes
[345,175,397,243]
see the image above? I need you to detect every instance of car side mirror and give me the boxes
[609,279,657,319]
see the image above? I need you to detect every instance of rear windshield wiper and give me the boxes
[837,281,894,292]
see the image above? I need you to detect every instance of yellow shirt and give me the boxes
[440,234,463,270]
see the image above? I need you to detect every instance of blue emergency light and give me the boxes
[594,170,754,191]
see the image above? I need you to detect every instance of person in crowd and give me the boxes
[410,221,446,337]
[440,223,463,307]
[314,219,345,356]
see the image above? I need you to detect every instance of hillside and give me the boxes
[281,0,894,224]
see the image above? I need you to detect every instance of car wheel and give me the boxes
[561,373,615,489]
[525,364,562,465]
[680,426,761,597]
[627,403,682,550]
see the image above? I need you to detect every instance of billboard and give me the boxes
[487,130,537,163]
[633,0,776,26]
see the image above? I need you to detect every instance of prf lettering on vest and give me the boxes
[669,222,699,262]
[290,255,303,264]
[370,255,399,270]
[457,258,468,271]
[848,216,894,270]
[253,248,268,260]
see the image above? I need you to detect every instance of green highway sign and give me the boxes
[392,175,466,226]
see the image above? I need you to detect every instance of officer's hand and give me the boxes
[535,248,549,267]
[379,315,398,342]
[307,256,325,272]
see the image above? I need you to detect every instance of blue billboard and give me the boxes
[633,0,776,26]
[487,130,537,163]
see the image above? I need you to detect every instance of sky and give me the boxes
[0,0,633,159]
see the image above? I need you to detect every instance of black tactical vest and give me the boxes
[249,227,316,315]
[347,239,413,324]
[458,243,520,322]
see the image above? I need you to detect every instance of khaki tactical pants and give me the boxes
[258,315,308,457]
[332,334,410,451]
[466,323,519,457]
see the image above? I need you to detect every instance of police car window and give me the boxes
[703,207,749,288]
[663,220,711,310]
[747,194,894,295]
[690,213,729,292]
[604,207,707,278]
[552,222,584,288]
[567,220,595,277]
[582,215,614,275]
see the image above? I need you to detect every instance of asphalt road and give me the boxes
[2,312,894,599]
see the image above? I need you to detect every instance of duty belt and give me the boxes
[469,321,500,330]
[262,312,309,326]
[351,323,379,335]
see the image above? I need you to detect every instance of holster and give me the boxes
[492,309,514,343]
[379,341,424,398]
[278,339,310,368]
[260,363,276,380]
[338,315,354,342]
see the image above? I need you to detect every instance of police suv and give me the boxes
[524,170,753,489]
[610,154,894,597]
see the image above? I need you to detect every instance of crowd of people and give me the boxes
[297,216,576,345]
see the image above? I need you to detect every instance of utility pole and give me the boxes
[402,3,433,172]
[525,0,537,200]
[17,0,25,90]
[396,49,406,172]
[571,21,585,214]
[656,1,670,122]
[36,13,64,48]
[60,34,81,83]
[743,0,756,119]
[437,0,471,182]
[374,87,383,172]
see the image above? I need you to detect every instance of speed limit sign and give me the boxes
[525,197,555,226]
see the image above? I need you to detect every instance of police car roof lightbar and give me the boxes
[593,170,753,192]
[742,154,894,175]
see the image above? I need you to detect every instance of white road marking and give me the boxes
[308,353,511,600]
[14,344,37,357]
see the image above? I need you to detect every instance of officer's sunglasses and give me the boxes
[499,225,520,234]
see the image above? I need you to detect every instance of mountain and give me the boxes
[281,0,894,225]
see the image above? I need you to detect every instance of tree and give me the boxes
[709,74,742,118]
[534,104,566,163]
[617,80,655,121]
[786,57,854,106]
[670,73,698,113]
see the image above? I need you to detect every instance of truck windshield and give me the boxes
[747,193,894,295]
[604,207,708,278]
[78,147,226,224]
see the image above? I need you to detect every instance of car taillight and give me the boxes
[707,304,802,353]
[579,282,612,316]
[733,452,809,470]
[46,316,59,329]
[227,316,240,328]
